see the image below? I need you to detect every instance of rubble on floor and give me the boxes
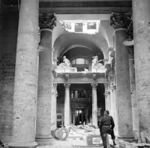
[51,124,102,147]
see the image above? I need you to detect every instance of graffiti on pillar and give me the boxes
[12,98,36,141]
[138,79,150,94]
[36,100,51,135]
[135,22,150,44]
[0,52,15,135]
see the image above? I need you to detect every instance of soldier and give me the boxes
[99,110,116,148]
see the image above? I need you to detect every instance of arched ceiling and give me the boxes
[52,15,115,63]
[53,31,109,61]
[64,47,104,62]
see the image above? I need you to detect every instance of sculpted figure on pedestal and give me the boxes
[63,56,71,67]
[91,56,106,73]
[92,56,103,68]
[55,56,77,72]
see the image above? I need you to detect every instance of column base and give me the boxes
[8,142,37,148]
[117,136,135,141]
[133,129,139,139]
[36,136,54,146]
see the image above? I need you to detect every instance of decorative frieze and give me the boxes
[39,13,57,30]
[110,12,132,29]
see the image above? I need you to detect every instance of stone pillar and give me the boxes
[108,71,117,126]
[91,83,98,127]
[51,83,58,130]
[110,85,118,135]
[64,83,71,126]
[85,108,89,124]
[36,13,56,145]
[104,84,111,112]
[9,0,39,147]
[72,109,75,125]
[132,0,150,135]
[110,12,133,138]
[128,47,139,138]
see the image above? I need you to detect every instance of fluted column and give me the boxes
[36,13,56,145]
[64,83,71,126]
[9,0,39,147]
[110,12,133,138]
[51,83,58,130]
[132,0,150,135]
[91,83,98,127]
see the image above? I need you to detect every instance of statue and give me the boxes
[63,56,71,67]
[92,56,103,68]
[55,56,77,72]
[91,56,106,72]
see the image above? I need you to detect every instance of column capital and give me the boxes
[104,90,110,96]
[104,83,110,96]
[39,13,57,30]
[104,83,109,90]
[52,83,58,96]
[64,83,70,89]
[91,83,98,89]
[110,12,132,29]
[110,84,116,90]
[108,70,115,82]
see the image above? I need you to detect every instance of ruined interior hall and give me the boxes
[0,0,150,147]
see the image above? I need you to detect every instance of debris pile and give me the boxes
[52,124,100,141]
[118,131,150,148]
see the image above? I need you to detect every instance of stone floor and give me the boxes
[36,137,118,148]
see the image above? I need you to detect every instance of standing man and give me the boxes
[99,110,116,148]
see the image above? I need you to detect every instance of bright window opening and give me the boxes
[60,20,100,34]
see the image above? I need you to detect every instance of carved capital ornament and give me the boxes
[64,83,70,89]
[52,83,58,96]
[91,83,98,89]
[110,12,132,29]
[39,13,57,30]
